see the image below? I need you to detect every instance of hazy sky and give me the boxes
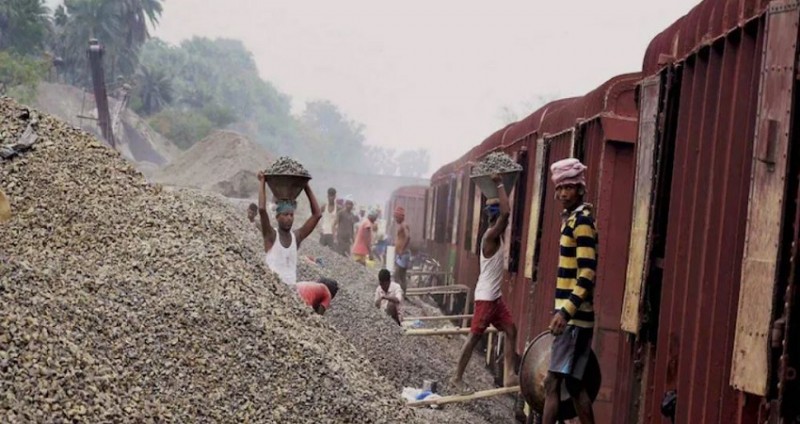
[51,0,702,174]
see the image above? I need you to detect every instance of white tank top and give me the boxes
[474,237,504,301]
[265,230,297,285]
[321,205,337,234]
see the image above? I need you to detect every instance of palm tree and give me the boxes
[118,0,163,50]
[55,0,123,84]
[50,0,164,85]
[135,64,172,115]
[0,0,50,54]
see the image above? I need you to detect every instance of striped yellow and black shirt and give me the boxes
[555,203,597,328]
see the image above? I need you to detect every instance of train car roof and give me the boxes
[643,0,771,76]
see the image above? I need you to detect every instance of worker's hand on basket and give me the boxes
[257,171,266,184]
[549,312,567,335]
[491,173,502,184]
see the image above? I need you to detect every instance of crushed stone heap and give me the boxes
[153,130,273,199]
[0,97,418,423]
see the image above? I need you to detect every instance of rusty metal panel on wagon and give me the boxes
[642,0,773,76]
[732,0,800,396]
[621,76,661,334]
[524,138,547,280]
[581,119,638,424]
[641,8,768,423]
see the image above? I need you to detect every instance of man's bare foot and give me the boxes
[504,373,520,387]
[448,377,471,395]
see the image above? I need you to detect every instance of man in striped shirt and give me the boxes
[543,158,597,424]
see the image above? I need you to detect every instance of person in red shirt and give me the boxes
[295,278,339,315]
[352,210,378,265]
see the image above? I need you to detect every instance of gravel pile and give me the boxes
[266,156,310,176]
[0,97,418,423]
[152,130,273,198]
[210,169,259,199]
[471,152,523,176]
[296,241,518,424]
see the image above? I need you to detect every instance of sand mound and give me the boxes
[154,130,272,198]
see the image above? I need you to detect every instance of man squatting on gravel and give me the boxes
[543,158,597,424]
[452,173,520,387]
[257,171,322,285]
[374,269,403,325]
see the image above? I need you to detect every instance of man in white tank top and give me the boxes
[451,174,520,388]
[257,171,322,285]
[319,187,338,248]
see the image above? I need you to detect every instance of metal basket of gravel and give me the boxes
[519,331,601,420]
[470,152,522,199]
[264,156,312,201]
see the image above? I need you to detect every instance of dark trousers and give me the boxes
[394,264,408,295]
[320,233,334,248]
[336,237,351,257]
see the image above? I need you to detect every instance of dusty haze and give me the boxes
[48,0,701,174]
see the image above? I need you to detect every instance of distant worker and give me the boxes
[257,171,322,285]
[320,187,338,249]
[393,206,411,295]
[335,197,358,257]
[352,209,378,265]
[374,269,403,325]
[543,158,597,424]
[452,174,519,388]
[247,203,261,231]
[355,207,366,235]
[296,278,339,315]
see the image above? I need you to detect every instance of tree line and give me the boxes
[0,0,430,178]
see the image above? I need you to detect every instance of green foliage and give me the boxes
[363,145,430,177]
[200,103,236,128]
[395,149,430,178]
[147,108,213,150]
[296,100,365,169]
[0,0,431,177]
[0,0,50,54]
[137,37,295,151]
[51,0,164,85]
[294,100,430,177]
[0,51,47,103]
[133,63,172,115]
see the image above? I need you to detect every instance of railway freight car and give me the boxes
[425,0,799,422]
[425,72,641,422]
[620,0,800,422]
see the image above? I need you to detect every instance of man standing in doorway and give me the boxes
[393,206,411,295]
[320,187,338,249]
[257,171,322,285]
[451,174,519,388]
[543,158,597,424]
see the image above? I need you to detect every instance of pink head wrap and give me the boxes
[550,158,587,188]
